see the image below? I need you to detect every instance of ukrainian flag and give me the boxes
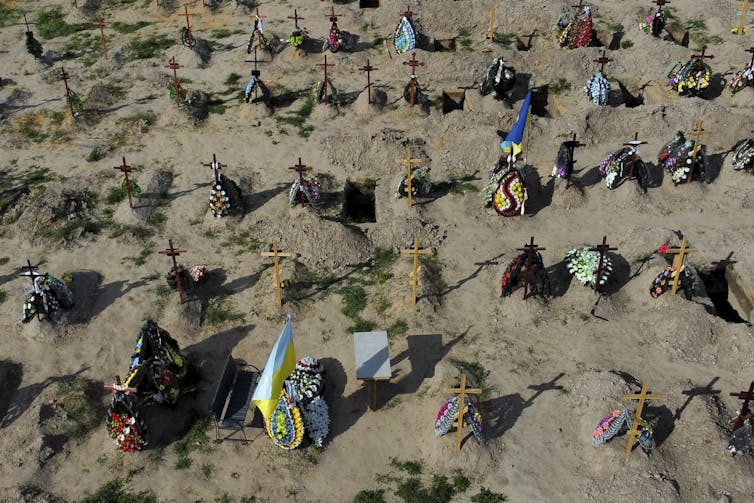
[252,315,297,421]
[500,90,532,157]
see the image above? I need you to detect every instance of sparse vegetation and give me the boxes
[550,78,572,94]
[63,32,101,67]
[353,489,386,503]
[80,478,159,503]
[174,414,213,469]
[202,296,245,325]
[0,5,22,28]
[127,34,175,60]
[493,32,515,47]
[390,458,423,475]
[0,290,7,304]
[37,6,90,39]
[452,360,490,395]
[111,21,151,34]
[471,487,508,502]
[55,377,104,440]
[275,94,315,138]
[388,319,408,337]
[621,39,634,49]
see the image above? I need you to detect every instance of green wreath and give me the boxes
[122,179,142,198]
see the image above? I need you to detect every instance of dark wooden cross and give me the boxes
[316,54,335,104]
[104,375,138,395]
[325,5,342,23]
[593,50,614,74]
[694,46,714,64]
[288,9,304,29]
[252,7,266,48]
[20,259,41,285]
[59,67,76,118]
[179,4,196,48]
[165,56,184,106]
[159,239,188,304]
[623,132,648,180]
[571,0,586,10]
[244,47,265,100]
[563,132,585,186]
[730,381,754,429]
[654,0,670,11]
[516,236,546,300]
[93,17,108,59]
[114,157,137,209]
[403,52,425,107]
[22,13,36,35]
[521,29,539,49]
[402,4,416,20]
[359,59,378,104]
[589,236,617,293]
[203,153,226,185]
[746,46,754,68]
[289,157,313,206]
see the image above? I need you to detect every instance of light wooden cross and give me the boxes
[400,237,431,304]
[260,241,292,308]
[686,119,711,164]
[443,373,483,452]
[733,0,751,35]
[666,237,696,295]
[730,381,754,429]
[396,147,423,208]
[624,381,663,454]
[104,375,138,395]
[487,6,496,42]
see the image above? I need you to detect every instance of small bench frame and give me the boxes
[209,353,260,444]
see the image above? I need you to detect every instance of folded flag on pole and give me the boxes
[500,90,532,157]
[252,315,297,421]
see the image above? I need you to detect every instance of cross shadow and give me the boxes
[287,260,372,302]
[545,259,573,298]
[643,404,675,447]
[705,73,726,100]
[0,97,63,116]
[67,270,147,323]
[626,252,655,284]
[415,171,481,206]
[601,252,630,295]
[320,357,361,442]
[705,152,726,184]
[580,165,603,187]
[162,182,206,203]
[245,183,288,213]
[675,377,720,420]
[435,252,506,298]
[644,161,664,189]
[345,33,374,53]
[219,264,269,296]
[480,373,564,440]
[522,165,551,216]
[337,91,361,106]
[270,90,302,109]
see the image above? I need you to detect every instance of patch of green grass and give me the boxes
[207,101,227,115]
[339,284,368,318]
[146,211,167,227]
[127,34,175,60]
[211,28,244,38]
[688,19,707,31]
[37,6,90,39]
[0,290,7,304]
[371,247,397,284]
[694,34,723,46]
[550,78,572,94]
[493,32,515,47]
[388,320,408,338]
[421,255,446,301]
[452,471,471,492]
[111,21,150,34]
[86,147,108,163]
[457,28,470,37]
[275,94,315,138]
[0,257,8,265]
[105,186,127,204]
[471,487,508,502]
[224,72,241,87]
[201,463,215,479]
[620,39,634,49]
[55,377,104,440]
[80,478,159,503]
[349,317,377,333]
[451,360,490,394]
[353,489,386,503]
[201,297,245,326]
[0,5,22,28]
[606,22,624,32]
[174,414,213,470]
[63,32,101,67]
[124,244,154,267]
[390,458,423,475]
[16,114,48,143]
[108,222,154,240]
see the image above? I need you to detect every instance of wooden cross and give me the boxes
[589,236,616,293]
[593,50,614,74]
[203,153,226,185]
[178,4,196,48]
[563,132,585,185]
[624,381,663,454]
[401,4,416,20]
[93,17,108,60]
[487,6,496,42]
[442,374,483,452]
[22,13,36,34]
[316,55,336,104]
[693,46,714,65]
[20,259,43,319]
[260,241,293,308]
[396,147,423,208]
[159,239,188,304]
[654,0,670,11]
[733,0,751,35]
[359,59,378,104]
[730,381,754,429]
[252,7,266,48]
[666,237,696,295]
[623,132,648,180]
[104,375,138,395]
[245,46,264,77]
[59,67,75,118]
[400,237,431,305]
[288,9,304,29]
[20,259,41,285]
[686,119,711,164]
[403,52,424,107]
[520,29,539,49]
[165,56,184,106]
[746,47,754,68]
[571,0,586,10]
[516,236,546,300]
[114,157,137,209]
[325,5,342,23]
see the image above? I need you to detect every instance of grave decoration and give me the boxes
[260,242,293,309]
[501,237,550,299]
[93,17,108,60]
[204,154,242,218]
[106,387,147,453]
[650,238,695,298]
[732,134,754,173]
[551,133,584,183]
[20,260,74,323]
[729,47,754,94]
[403,52,425,106]
[593,381,662,454]
[22,14,43,60]
[556,3,593,49]
[114,157,140,210]
[436,374,484,452]
[288,157,321,208]
[159,240,206,305]
[598,133,649,190]
[359,60,378,105]
[247,8,270,54]
[394,5,418,54]
[729,382,754,430]
[728,382,754,455]
[287,9,308,50]
[179,4,197,48]
[657,123,710,184]
[274,357,330,448]
[400,238,432,305]
[732,0,751,35]
[640,0,669,37]
[478,57,517,100]
[395,147,430,206]
[566,244,612,289]
[667,47,713,96]
[313,55,337,105]
[585,50,613,106]
[323,6,351,53]
[165,56,186,106]
[244,47,270,104]
[59,68,82,118]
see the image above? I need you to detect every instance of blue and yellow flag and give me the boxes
[500,90,532,157]
[252,315,297,421]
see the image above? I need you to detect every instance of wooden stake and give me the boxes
[624,381,663,454]
[686,119,711,163]
[359,60,378,104]
[325,5,342,23]
[733,0,751,35]
[203,153,226,185]
[623,132,648,181]
[93,17,108,60]
[396,147,423,208]
[316,55,335,104]
[563,132,585,186]
[165,56,184,106]
[104,375,138,394]
[655,0,670,11]
[694,46,714,65]
[666,237,696,295]
[114,157,137,209]
[516,236,546,300]
[487,6,496,42]
[730,381,754,429]
[593,50,614,74]
[443,374,483,452]
[400,237,431,305]
[260,241,293,308]
[59,67,76,118]
[401,4,415,20]
[158,239,188,304]
[252,8,266,49]
[178,4,196,48]
[589,236,617,293]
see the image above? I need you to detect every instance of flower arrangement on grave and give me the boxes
[551,142,573,179]
[247,17,270,54]
[289,29,307,48]
[500,251,549,298]
[395,167,432,199]
[394,16,416,54]
[729,60,754,94]
[313,80,337,105]
[434,395,484,445]
[556,5,593,49]
[585,71,610,106]
[180,27,196,48]
[566,246,612,288]
[165,264,207,294]
[152,365,181,405]
[168,83,188,104]
[727,419,752,456]
[484,157,527,217]
[639,10,666,37]
[732,139,754,173]
[598,147,642,189]
[267,391,305,449]
[106,393,147,453]
[244,75,270,104]
[479,58,516,100]
[121,178,142,199]
[657,132,707,184]
[301,397,330,448]
[289,176,321,207]
[324,22,351,53]
[666,56,712,96]
[21,273,74,323]
[592,408,655,451]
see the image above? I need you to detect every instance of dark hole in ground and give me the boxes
[699,266,748,324]
[434,38,456,52]
[531,85,549,117]
[359,0,379,7]
[442,89,465,114]
[342,179,376,223]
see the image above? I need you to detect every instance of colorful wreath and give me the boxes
[593,408,655,451]
[733,139,754,173]
[121,178,142,199]
[667,57,712,96]
[289,178,321,207]
[729,60,754,94]
[657,132,707,184]
[434,396,484,444]
[107,412,146,452]
[267,392,305,450]
[557,6,593,49]
[585,71,610,106]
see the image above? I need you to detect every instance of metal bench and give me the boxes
[209,353,260,444]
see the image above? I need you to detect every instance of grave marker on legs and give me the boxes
[624,381,663,454]
[260,241,293,309]
[442,374,483,452]
[400,237,431,305]
[159,239,188,304]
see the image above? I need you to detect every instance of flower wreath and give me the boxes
[434,396,484,445]
[733,139,754,173]
[484,159,527,217]
[566,246,612,288]
[121,178,142,199]
[598,147,638,189]
[107,411,146,452]
[267,391,305,449]
[593,408,655,451]
[557,6,593,49]
[289,177,321,207]
[395,167,432,199]
[585,71,610,106]
[667,57,712,96]
[657,132,707,184]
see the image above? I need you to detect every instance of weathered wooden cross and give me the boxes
[686,119,711,164]
[694,46,714,65]
[260,241,293,308]
[359,59,378,104]
[623,132,648,180]
[571,0,586,10]
[59,67,76,118]
[487,6,496,42]
[666,236,696,295]
[593,50,614,74]
[203,153,226,185]
[288,9,304,29]
[104,375,138,395]
[396,147,423,208]
[92,17,108,59]
[316,54,335,104]
[179,4,196,48]
[516,236,546,300]
[654,0,670,11]
[520,29,539,49]
[442,373,483,452]
[563,132,585,186]
[20,259,41,285]
[400,237,431,304]
[733,0,751,35]
[730,381,754,429]
[403,51,424,106]
[401,4,416,20]
[244,47,266,101]
[589,236,616,293]
[288,157,313,207]
[20,259,43,319]
[22,13,36,34]
[624,381,663,454]
[325,5,342,23]
[165,56,184,106]
[114,157,137,209]
[252,7,266,48]
[159,239,188,304]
